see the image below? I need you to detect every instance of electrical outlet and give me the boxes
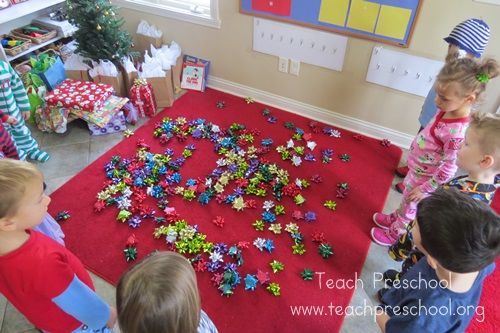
[278,56,289,73]
[290,59,300,76]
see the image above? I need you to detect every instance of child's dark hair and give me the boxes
[416,188,500,273]
[116,251,201,333]
[437,57,499,98]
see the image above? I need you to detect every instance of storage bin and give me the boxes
[0,34,31,56]
[12,23,57,44]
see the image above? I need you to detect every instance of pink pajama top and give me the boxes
[407,111,470,193]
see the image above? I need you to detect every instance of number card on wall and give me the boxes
[240,0,422,47]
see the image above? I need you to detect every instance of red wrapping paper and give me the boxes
[129,79,157,117]
[45,79,114,112]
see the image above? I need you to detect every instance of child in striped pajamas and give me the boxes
[0,60,49,162]
[0,110,19,159]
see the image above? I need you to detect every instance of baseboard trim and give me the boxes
[207,76,413,149]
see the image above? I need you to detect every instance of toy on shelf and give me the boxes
[12,23,57,44]
[21,26,51,38]
[0,34,31,56]
[48,9,68,22]
[1,38,22,47]
[34,14,77,38]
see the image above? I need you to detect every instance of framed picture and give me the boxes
[240,0,423,48]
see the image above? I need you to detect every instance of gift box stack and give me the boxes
[41,78,128,135]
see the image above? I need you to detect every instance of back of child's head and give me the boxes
[0,159,41,219]
[416,188,500,273]
[445,19,490,62]
[469,112,500,160]
[116,251,201,333]
[437,57,499,99]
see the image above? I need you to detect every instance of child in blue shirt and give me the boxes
[376,188,500,332]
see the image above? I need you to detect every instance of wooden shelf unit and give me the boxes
[0,0,66,61]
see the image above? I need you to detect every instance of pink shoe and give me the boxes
[395,182,405,194]
[371,227,398,246]
[372,212,395,229]
[395,165,409,178]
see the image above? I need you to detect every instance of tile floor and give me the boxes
[0,117,407,333]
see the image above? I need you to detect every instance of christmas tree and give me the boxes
[67,0,133,62]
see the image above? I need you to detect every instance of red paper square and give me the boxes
[251,0,291,16]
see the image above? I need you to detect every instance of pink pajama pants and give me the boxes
[389,170,431,235]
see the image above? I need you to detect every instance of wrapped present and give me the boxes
[71,95,128,128]
[45,79,114,112]
[88,110,127,136]
[122,102,139,125]
[35,105,70,134]
[129,79,156,117]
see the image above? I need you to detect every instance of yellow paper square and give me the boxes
[346,0,380,33]
[375,5,412,40]
[318,0,350,27]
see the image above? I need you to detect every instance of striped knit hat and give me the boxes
[444,19,490,58]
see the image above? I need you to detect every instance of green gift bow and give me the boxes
[476,72,489,84]
[30,53,56,73]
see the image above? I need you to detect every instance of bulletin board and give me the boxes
[240,0,423,47]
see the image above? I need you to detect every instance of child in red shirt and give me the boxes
[0,159,117,333]
[0,110,19,159]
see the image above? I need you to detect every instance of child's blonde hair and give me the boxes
[437,58,499,98]
[0,159,42,218]
[469,112,500,158]
[116,251,201,333]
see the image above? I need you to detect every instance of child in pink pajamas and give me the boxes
[371,57,500,246]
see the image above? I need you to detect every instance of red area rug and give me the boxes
[49,88,401,333]
[467,195,500,333]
